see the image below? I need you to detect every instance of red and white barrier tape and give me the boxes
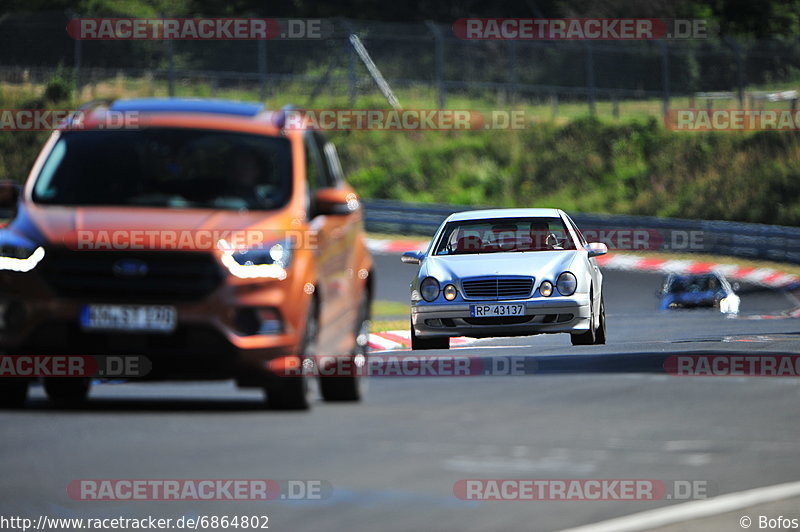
[365,238,800,289]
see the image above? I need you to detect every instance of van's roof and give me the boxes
[110,98,265,117]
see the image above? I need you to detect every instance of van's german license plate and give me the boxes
[80,305,177,333]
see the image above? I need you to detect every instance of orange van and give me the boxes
[0,99,373,410]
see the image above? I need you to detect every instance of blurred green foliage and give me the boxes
[334,118,800,225]
[2,83,800,226]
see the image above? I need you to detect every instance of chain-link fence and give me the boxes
[1,12,800,116]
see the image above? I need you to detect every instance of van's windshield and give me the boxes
[32,129,292,210]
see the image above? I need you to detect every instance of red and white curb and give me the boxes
[365,238,800,290]
[366,238,428,255]
[368,330,471,351]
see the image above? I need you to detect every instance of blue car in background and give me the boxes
[658,272,740,314]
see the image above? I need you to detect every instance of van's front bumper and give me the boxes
[0,268,309,383]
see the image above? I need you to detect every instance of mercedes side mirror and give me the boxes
[401,251,424,264]
[586,242,608,257]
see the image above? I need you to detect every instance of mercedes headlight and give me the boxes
[420,277,440,302]
[556,272,577,296]
[539,280,553,297]
[219,239,293,279]
[443,284,457,301]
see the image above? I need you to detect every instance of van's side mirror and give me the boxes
[313,188,358,216]
[586,242,608,257]
[401,251,424,264]
[0,181,20,219]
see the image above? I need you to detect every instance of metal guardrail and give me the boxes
[363,199,800,264]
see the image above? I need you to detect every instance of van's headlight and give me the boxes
[233,242,292,268]
[219,239,292,279]
[420,277,440,302]
[556,272,577,296]
[0,234,45,272]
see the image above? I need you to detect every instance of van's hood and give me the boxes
[422,251,578,281]
[7,203,296,251]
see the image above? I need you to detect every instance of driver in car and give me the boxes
[530,221,557,250]
[230,147,272,208]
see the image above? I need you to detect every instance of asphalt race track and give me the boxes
[3,253,800,531]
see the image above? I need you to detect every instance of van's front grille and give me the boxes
[40,249,223,301]
[461,277,534,300]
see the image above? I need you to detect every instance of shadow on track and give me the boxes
[3,396,297,413]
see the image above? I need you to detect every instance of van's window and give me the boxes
[32,129,292,210]
[304,135,321,191]
[323,142,344,186]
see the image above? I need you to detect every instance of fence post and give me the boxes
[163,13,175,97]
[348,45,357,107]
[725,37,745,108]
[584,41,596,116]
[71,13,82,101]
[342,19,358,107]
[258,38,268,101]
[658,40,670,117]
[167,41,175,96]
[508,40,518,104]
[426,21,446,109]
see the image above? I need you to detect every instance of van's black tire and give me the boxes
[320,288,369,402]
[265,298,317,411]
[43,378,91,406]
[0,379,29,408]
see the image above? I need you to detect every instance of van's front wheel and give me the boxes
[320,288,369,402]
[0,379,29,408]
[43,377,91,406]
[264,298,317,410]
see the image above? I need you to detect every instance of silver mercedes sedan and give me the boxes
[402,208,608,350]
